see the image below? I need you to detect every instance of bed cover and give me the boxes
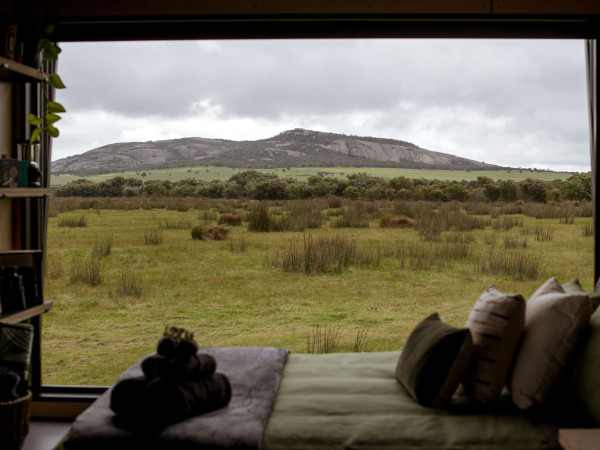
[59,349,549,450]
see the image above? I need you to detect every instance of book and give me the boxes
[0,251,43,314]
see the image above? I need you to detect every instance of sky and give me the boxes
[53,39,590,172]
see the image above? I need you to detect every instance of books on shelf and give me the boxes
[0,251,43,315]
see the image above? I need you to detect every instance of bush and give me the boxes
[191,225,206,240]
[379,213,413,229]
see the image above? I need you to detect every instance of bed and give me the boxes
[59,281,600,450]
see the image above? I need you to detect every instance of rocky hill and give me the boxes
[52,128,500,175]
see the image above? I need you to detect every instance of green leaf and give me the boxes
[36,38,50,55]
[27,114,43,126]
[47,125,59,138]
[48,73,66,89]
[45,113,62,124]
[47,101,66,113]
[30,127,43,144]
[43,25,55,35]
[44,42,61,62]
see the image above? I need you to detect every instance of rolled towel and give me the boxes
[142,373,231,427]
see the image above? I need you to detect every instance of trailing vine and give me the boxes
[26,25,66,144]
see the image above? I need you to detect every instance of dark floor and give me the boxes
[22,420,71,450]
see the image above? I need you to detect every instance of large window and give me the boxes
[43,39,592,386]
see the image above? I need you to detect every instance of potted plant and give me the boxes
[0,322,34,450]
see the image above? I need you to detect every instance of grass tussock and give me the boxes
[217,213,243,226]
[228,237,247,253]
[582,221,594,237]
[69,257,102,285]
[273,234,380,274]
[479,248,540,281]
[58,215,88,228]
[113,269,143,298]
[160,218,193,229]
[534,223,554,242]
[307,324,342,353]
[45,255,64,279]
[144,228,164,245]
[91,235,113,257]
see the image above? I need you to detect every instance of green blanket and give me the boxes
[263,352,547,450]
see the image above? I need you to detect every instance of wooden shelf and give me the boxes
[559,428,600,450]
[0,301,53,324]
[0,56,47,82]
[0,187,51,198]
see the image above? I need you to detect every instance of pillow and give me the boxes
[510,277,592,410]
[462,286,525,402]
[562,278,600,312]
[395,313,473,407]
[565,306,600,425]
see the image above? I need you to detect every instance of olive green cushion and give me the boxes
[562,278,600,311]
[566,306,600,425]
[395,313,473,407]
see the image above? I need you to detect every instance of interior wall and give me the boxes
[0,82,13,250]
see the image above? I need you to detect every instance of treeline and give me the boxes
[52,170,592,203]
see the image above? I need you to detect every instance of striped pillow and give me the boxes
[462,287,525,402]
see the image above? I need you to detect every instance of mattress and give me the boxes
[262,351,548,450]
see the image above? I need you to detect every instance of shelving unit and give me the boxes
[0,55,46,82]
[0,51,52,397]
[0,188,51,198]
[0,301,53,324]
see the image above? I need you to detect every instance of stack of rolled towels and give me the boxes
[110,327,231,428]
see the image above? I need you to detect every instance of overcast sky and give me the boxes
[53,39,590,172]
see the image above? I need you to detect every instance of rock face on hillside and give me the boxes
[52,128,499,175]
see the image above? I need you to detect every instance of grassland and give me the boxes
[42,197,594,385]
[50,166,578,186]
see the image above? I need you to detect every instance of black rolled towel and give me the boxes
[110,376,147,427]
[198,372,232,414]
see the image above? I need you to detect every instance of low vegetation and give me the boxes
[43,196,594,385]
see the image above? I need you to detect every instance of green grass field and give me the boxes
[42,197,594,385]
[50,166,578,186]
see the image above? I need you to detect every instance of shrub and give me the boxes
[191,225,206,240]
[379,213,413,228]
[247,202,279,232]
[58,215,88,227]
[192,224,229,240]
[207,225,229,241]
[144,228,163,245]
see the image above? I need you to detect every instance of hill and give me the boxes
[51,129,502,176]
